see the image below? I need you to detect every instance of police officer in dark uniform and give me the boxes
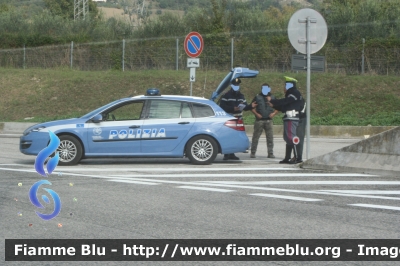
[267,76,303,164]
[219,78,248,160]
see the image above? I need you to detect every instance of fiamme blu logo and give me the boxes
[34,131,60,177]
[29,131,62,221]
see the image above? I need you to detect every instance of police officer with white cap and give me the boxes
[267,76,303,164]
[219,78,248,160]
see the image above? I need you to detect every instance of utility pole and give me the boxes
[74,0,89,21]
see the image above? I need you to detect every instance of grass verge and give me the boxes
[0,68,399,126]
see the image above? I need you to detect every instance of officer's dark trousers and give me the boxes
[283,119,299,159]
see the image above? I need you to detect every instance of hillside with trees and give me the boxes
[0,0,399,75]
[0,0,399,125]
[0,0,398,46]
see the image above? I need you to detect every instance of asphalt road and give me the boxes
[1,137,400,266]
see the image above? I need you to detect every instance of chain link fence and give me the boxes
[1,39,400,75]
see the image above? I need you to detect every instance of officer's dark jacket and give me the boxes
[219,89,247,115]
[252,93,276,119]
[270,87,303,120]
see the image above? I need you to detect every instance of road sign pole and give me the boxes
[288,8,327,160]
[184,32,203,96]
[306,17,311,160]
[122,39,125,72]
[231,38,234,69]
[176,38,179,71]
[362,38,365,75]
[189,67,196,96]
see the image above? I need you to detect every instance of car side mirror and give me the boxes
[92,114,103,123]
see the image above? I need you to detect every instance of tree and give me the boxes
[321,0,400,44]
[0,3,10,14]
[119,0,149,26]
[44,0,99,20]
[210,0,227,33]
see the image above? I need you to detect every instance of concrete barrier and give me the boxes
[302,126,400,175]
[245,125,395,138]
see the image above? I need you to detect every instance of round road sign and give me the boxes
[184,32,204,58]
[288,8,327,54]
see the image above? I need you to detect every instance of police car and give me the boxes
[20,88,250,165]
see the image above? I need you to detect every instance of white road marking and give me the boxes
[349,204,400,211]
[1,166,398,201]
[101,176,400,201]
[205,181,397,185]
[0,168,36,173]
[250,193,323,202]
[107,179,160,185]
[178,186,234,193]
[111,173,376,178]
[54,167,298,172]
[320,190,400,195]
[310,192,400,201]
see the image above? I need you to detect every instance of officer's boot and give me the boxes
[279,145,292,164]
[290,145,298,164]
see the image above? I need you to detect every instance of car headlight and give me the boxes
[23,126,46,136]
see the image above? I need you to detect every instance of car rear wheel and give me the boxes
[56,135,83,166]
[186,135,218,165]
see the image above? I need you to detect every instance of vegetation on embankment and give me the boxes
[0,68,399,126]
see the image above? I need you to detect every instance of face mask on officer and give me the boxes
[231,84,240,94]
[285,83,294,90]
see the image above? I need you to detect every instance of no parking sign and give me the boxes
[184,32,204,58]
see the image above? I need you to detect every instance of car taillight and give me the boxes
[224,119,245,131]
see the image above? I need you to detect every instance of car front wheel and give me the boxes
[56,135,83,166]
[186,135,218,165]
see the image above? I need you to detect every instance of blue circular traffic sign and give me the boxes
[184,32,204,58]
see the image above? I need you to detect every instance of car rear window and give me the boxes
[191,103,215,118]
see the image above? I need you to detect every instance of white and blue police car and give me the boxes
[20,88,250,165]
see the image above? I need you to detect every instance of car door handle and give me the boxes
[178,122,190,124]
[129,125,141,128]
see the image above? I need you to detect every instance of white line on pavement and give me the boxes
[0,168,35,173]
[107,179,160,185]
[178,186,234,193]
[349,204,400,211]
[101,177,400,201]
[204,181,397,185]
[111,173,376,178]
[250,193,323,202]
[54,167,298,172]
[1,166,398,201]
[97,172,400,202]
[0,164,25,166]
[320,190,400,195]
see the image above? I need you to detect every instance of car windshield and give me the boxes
[80,99,125,119]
